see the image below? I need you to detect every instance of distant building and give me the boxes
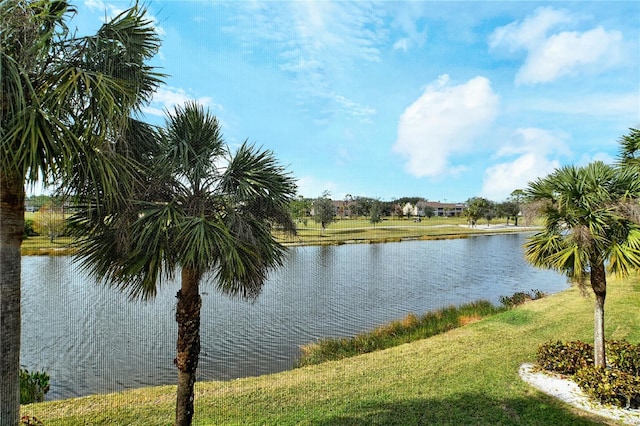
[402,201,465,217]
[332,200,355,218]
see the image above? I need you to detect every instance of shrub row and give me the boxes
[536,340,594,374]
[535,340,640,409]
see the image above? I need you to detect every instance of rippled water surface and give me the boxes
[21,233,568,400]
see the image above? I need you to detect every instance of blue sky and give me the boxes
[76,1,639,202]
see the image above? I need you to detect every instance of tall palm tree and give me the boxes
[0,1,162,423]
[70,102,297,426]
[524,161,640,367]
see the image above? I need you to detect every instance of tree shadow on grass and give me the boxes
[314,392,614,426]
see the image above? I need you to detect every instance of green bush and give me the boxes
[23,219,37,237]
[499,289,546,308]
[536,340,640,376]
[606,340,640,376]
[536,340,594,374]
[20,368,50,404]
[536,340,640,409]
[574,366,640,409]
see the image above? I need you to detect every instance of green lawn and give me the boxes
[21,274,640,425]
[276,216,532,246]
[21,236,74,255]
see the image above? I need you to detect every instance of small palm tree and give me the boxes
[0,1,162,422]
[524,161,640,367]
[71,102,296,426]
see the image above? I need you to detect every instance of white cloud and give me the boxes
[577,152,615,166]
[481,154,560,201]
[331,94,376,122]
[393,38,410,52]
[516,27,623,84]
[489,7,624,84]
[227,2,384,122]
[143,87,219,117]
[391,4,428,52]
[480,128,570,201]
[489,7,573,52]
[393,75,499,178]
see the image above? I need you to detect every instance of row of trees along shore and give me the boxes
[1,1,639,425]
[1,2,295,426]
[289,192,528,237]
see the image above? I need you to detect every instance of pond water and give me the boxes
[21,233,568,400]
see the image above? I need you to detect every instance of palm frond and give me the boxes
[618,128,640,168]
[212,213,288,300]
[221,142,297,204]
[160,101,225,191]
[607,227,640,277]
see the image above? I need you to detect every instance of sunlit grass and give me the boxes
[275,216,530,245]
[21,274,640,425]
[21,236,75,255]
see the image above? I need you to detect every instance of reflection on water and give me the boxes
[21,233,567,400]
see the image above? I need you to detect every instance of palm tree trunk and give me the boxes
[175,268,202,426]
[590,261,607,368]
[0,170,25,426]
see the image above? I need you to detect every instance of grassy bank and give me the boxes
[271,216,530,246]
[21,217,535,255]
[22,274,640,425]
[297,300,507,366]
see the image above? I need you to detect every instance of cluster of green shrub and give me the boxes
[20,368,50,405]
[498,289,546,308]
[297,290,545,367]
[23,219,37,238]
[536,340,640,409]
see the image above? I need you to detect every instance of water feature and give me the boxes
[20,233,568,400]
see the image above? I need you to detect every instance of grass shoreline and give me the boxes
[21,219,537,255]
[21,274,640,425]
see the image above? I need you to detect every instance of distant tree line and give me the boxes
[290,192,528,228]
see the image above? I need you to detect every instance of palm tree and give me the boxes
[618,128,640,224]
[524,161,640,367]
[70,102,297,426]
[618,128,640,169]
[0,1,162,423]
